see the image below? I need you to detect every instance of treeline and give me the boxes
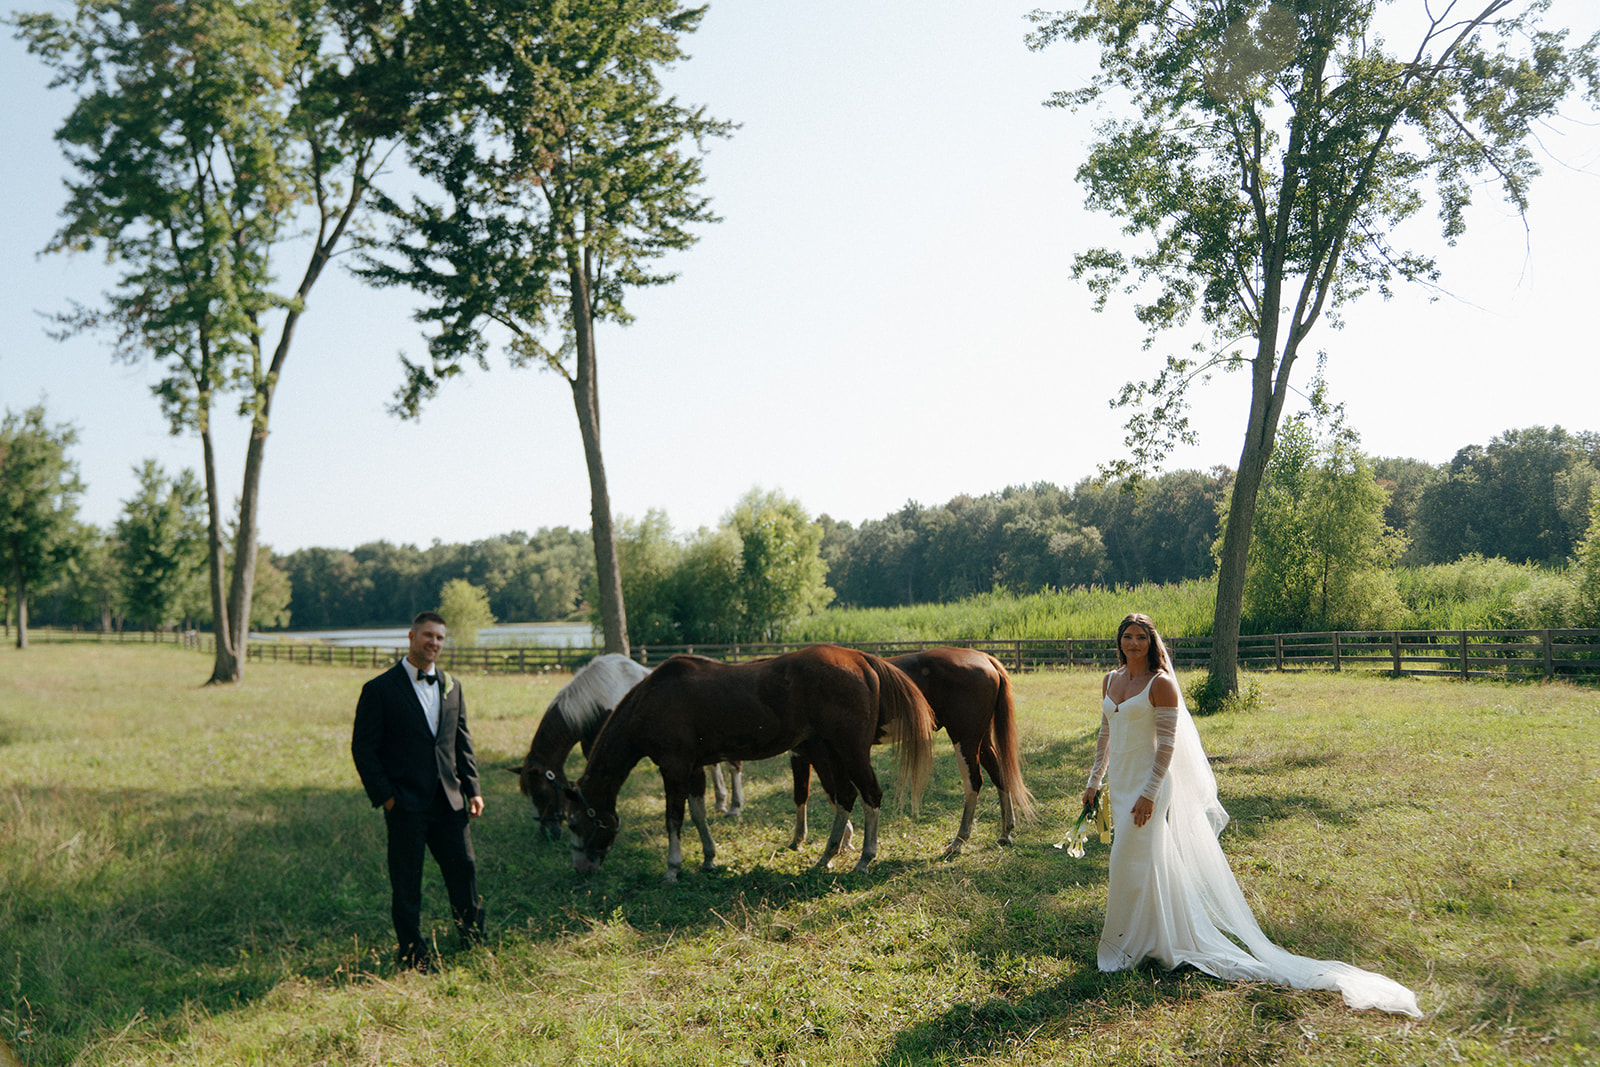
[278,529,593,630]
[819,470,1230,608]
[13,418,1597,641]
[4,418,293,636]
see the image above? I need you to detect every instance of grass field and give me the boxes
[1,644,1596,1066]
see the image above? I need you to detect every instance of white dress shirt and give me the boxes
[404,656,442,737]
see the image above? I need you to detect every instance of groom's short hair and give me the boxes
[412,611,446,628]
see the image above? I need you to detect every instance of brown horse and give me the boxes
[511,654,743,839]
[786,646,1034,857]
[563,644,935,881]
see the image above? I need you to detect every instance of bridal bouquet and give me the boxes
[1057,790,1114,857]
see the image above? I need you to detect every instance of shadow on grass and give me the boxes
[5,728,1105,1062]
[870,964,1319,1066]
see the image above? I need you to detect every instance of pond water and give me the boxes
[254,621,598,649]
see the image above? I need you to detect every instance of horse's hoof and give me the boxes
[715,803,729,815]
[725,806,743,818]
[663,866,681,884]
[941,839,965,859]
[997,834,1015,847]
[785,837,804,851]
[700,860,722,873]
[850,859,871,874]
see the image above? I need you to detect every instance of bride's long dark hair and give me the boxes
[1116,613,1172,674]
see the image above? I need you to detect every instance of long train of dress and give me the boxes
[1097,679,1422,1017]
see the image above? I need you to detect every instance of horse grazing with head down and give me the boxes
[563,644,935,882]
[512,653,745,840]
[786,646,1034,856]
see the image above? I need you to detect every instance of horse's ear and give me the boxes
[562,785,582,804]
[505,766,523,775]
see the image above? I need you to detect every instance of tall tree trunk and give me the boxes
[569,262,628,655]
[12,561,27,650]
[226,403,269,673]
[199,406,238,683]
[1210,319,1301,692]
[221,163,369,678]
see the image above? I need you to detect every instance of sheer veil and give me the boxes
[1162,684,1423,1017]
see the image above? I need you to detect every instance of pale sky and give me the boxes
[3,0,1597,554]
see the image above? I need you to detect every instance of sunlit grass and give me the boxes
[1,643,1596,1065]
[794,580,1219,642]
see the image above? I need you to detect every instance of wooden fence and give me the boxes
[22,624,1600,682]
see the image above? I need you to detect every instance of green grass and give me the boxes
[794,581,1220,642]
[2,644,1597,1065]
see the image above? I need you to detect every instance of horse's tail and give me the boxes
[986,654,1035,819]
[867,654,935,811]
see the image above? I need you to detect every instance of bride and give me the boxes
[1081,613,1422,1017]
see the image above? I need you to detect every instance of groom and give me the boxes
[351,611,485,970]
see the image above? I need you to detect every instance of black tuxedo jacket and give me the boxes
[352,660,480,813]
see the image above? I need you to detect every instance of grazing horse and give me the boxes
[787,647,1034,857]
[512,653,745,840]
[563,644,935,882]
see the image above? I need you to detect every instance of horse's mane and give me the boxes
[548,653,651,739]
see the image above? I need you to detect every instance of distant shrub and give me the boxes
[1186,671,1262,717]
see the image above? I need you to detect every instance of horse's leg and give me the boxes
[711,763,730,814]
[813,791,858,871]
[786,751,813,850]
[977,741,1016,845]
[851,803,881,874]
[725,760,744,818]
[688,764,720,872]
[811,754,863,871]
[663,765,711,884]
[943,739,983,858]
[820,741,884,871]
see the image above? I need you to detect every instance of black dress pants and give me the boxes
[384,789,483,965]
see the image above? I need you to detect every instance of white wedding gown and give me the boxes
[1090,675,1422,1017]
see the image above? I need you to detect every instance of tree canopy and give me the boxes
[114,460,207,632]
[357,0,732,656]
[0,405,85,648]
[16,0,407,680]
[1029,0,1599,692]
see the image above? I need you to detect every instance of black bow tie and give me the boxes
[417,671,438,685]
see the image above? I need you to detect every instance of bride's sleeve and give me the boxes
[1140,703,1178,801]
[1086,706,1111,790]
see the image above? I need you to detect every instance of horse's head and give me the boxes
[562,783,619,874]
[511,757,568,841]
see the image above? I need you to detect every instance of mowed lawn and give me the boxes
[1,642,1596,1066]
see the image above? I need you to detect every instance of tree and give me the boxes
[16,0,408,681]
[1232,413,1405,632]
[612,510,685,645]
[42,523,123,631]
[114,460,208,631]
[438,578,495,649]
[357,0,732,656]
[1573,493,1600,626]
[0,405,85,648]
[725,488,834,641]
[1412,426,1598,564]
[1030,1,1598,692]
[1370,455,1443,559]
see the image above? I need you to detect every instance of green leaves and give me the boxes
[357,0,732,405]
[1033,0,1596,478]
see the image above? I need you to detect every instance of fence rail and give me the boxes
[21,624,1600,682]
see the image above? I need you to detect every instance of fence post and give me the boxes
[1015,639,1022,673]
[1459,630,1469,680]
[1275,634,1284,672]
[1333,632,1342,672]
[1543,629,1554,681]
[1391,632,1401,676]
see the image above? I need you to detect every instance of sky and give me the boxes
[2,0,1598,556]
